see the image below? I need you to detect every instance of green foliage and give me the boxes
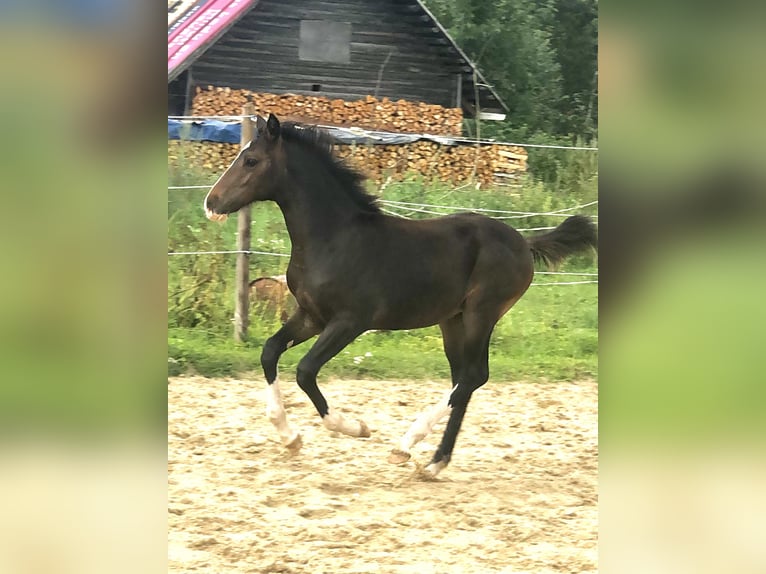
[548,0,598,138]
[423,0,598,141]
[168,160,597,382]
[168,272,597,382]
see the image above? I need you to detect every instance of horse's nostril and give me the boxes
[204,193,228,222]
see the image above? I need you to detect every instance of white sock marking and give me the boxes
[398,386,456,455]
[265,380,299,446]
[423,459,448,478]
[322,408,367,437]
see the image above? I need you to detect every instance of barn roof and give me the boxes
[168,0,259,81]
[167,0,508,116]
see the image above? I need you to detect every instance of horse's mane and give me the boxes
[280,123,381,215]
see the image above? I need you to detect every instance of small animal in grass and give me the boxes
[249,275,297,323]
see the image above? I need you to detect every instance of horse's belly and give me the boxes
[369,289,464,330]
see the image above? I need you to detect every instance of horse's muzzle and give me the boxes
[204,194,229,222]
[204,206,228,222]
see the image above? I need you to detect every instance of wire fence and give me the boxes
[168,190,598,285]
[168,249,290,258]
[168,182,597,225]
[168,122,597,287]
[375,199,598,222]
[378,199,598,215]
[168,249,597,286]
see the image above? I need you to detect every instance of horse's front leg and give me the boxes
[295,317,371,438]
[260,308,320,451]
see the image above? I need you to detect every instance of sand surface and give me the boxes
[168,376,597,573]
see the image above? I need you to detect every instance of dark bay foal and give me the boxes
[204,114,597,477]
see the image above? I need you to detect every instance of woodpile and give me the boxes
[192,88,463,136]
[335,141,527,186]
[171,88,527,185]
[168,139,526,186]
[168,140,235,172]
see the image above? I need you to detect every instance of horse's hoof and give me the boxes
[358,420,371,438]
[387,449,411,464]
[421,459,447,479]
[285,433,302,452]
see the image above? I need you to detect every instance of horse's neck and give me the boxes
[276,179,359,252]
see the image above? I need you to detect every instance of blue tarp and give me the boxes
[168,119,461,146]
[168,120,242,144]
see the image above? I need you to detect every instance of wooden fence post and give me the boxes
[234,103,255,342]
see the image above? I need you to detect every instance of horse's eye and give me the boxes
[244,157,258,168]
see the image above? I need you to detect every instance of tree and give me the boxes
[423,0,597,141]
[549,0,598,139]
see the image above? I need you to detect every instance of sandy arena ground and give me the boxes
[168,376,597,573]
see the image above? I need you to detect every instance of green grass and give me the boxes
[168,279,597,382]
[168,163,598,382]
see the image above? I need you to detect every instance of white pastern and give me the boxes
[322,408,370,437]
[397,387,456,455]
[265,380,300,447]
[423,459,448,478]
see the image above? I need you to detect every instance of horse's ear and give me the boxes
[255,115,267,134]
[266,114,281,140]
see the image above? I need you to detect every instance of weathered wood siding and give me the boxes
[189,0,474,110]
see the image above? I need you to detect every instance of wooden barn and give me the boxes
[167,0,508,122]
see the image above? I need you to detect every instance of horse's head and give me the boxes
[203,114,285,222]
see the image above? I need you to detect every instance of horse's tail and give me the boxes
[527,215,597,268]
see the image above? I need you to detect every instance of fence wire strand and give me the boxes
[168,184,597,223]
[169,249,597,285]
[169,249,290,258]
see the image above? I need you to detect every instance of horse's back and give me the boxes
[392,212,531,266]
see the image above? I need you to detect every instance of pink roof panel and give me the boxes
[168,0,257,79]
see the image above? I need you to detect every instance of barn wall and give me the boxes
[168,71,191,116]
[189,0,464,109]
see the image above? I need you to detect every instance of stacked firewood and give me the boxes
[335,141,527,185]
[168,139,527,186]
[192,88,464,136]
[172,88,527,184]
[168,140,235,173]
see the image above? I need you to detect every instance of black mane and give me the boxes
[279,123,381,215]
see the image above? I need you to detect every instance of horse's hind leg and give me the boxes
[295,318,371,438]
[423,311,496,477]
[260,308,320,450]
[389,314,464,464]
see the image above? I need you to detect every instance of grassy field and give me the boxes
[168,158,597,382]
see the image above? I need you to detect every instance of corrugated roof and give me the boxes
[167,0,507,114]
[168,0,259,80]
